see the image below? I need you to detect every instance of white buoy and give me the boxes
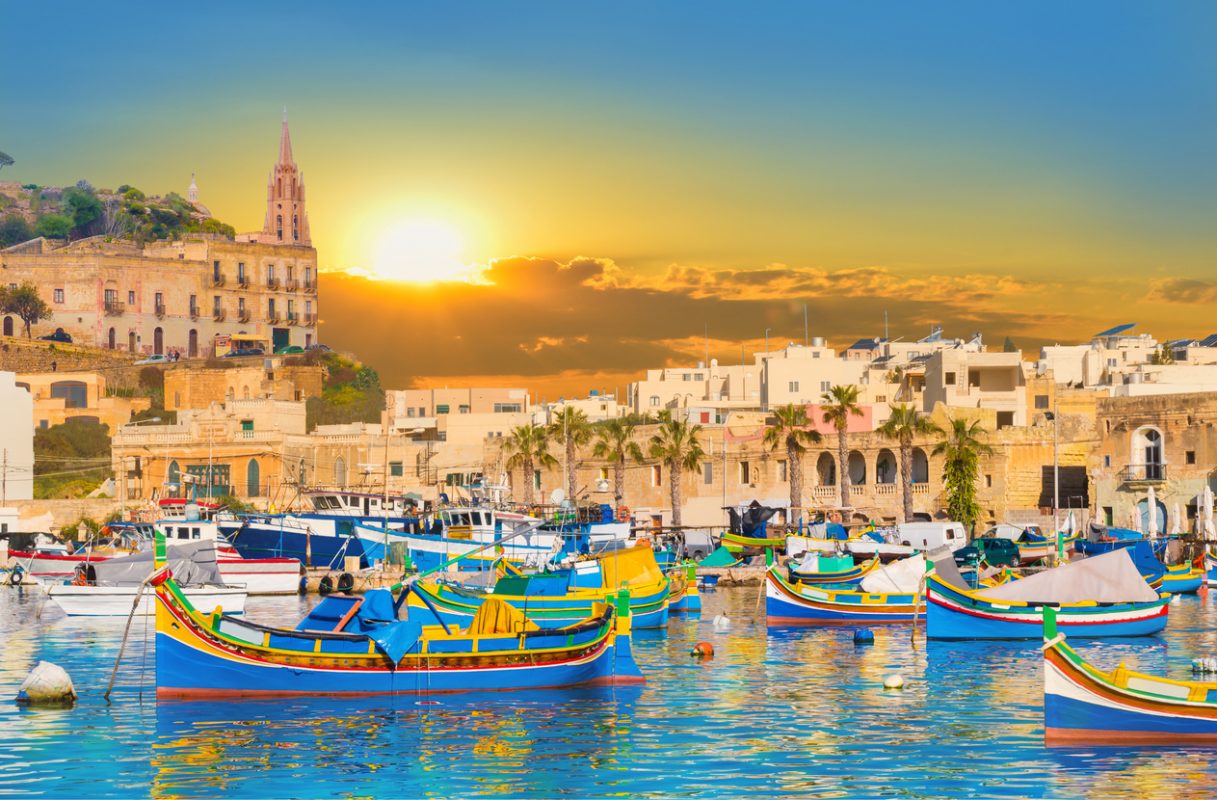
[712,613,731,630]
[883,674,905,690]
[16,661,76,705]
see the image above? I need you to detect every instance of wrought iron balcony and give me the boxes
[285,278,298,292]
[302,313,316,326]
[266,313,281,324]
[154,302,166,318]
[212,309,226,322]
[286,313,298,326]
[104,300,125,316]
[238,276,250,289]
[1120,464,1166,483]
[267,277,280,291]
[238,310,251,323]
[211,273,226,288]
[303,281,315,293]
[189,306,200,321]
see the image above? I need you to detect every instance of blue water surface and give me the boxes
[3,585,1217,798]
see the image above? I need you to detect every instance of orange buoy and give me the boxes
[691,641,714,658]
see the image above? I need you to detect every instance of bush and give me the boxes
[35,213,72,239]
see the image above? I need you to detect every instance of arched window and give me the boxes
[128,331,137,353]
[911,448,930,483]
[334,456,347,487]
[167,460,181,496]
[848,451,867,485]
[247,459,261,497]
[876,449,897,484]
[816,452,836,486]
[107,327,116,349]
[292,214,298,241]
[2,317,12,336]
[276,214,283,241]
[188,329,198,358]
[1133,427,1164,480]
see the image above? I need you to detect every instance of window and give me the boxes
[240,420,254,431]
[704,463,713,485]
[436,404,450,414]
[1187,451,1197,465]
[739,461,750,485]
[1103,455,1111,467]
[812,352,820,359]
[968,372,981,388]
[418,407,425,415]
[996,411,1014,429]
[304,266,313,288]
[682,374,691,382]
[213,296,222,314]
[694,373,703,381]
[945,372,956,386]
[154,291,164,309]
[788,381,799,392]
[238,297,246,315]
[820,381,831,392]
[267,264,276,286]
[778,459,788,482]
[985,474,992,488]
[1034,394,1050,410]
[406,408,415,418]
[875,395,887,403]
[533,470,541,490]
[53,288,64,304]
[650,396,660,407]
[493,403,522,413]
[651,465,661,486]
[213,260,221,280]
[458,404,470,414]
[128,290,135,305]
[238,262,246,283]
[189,294,198,314]
[390,462,403,477]
[268,299,276,318]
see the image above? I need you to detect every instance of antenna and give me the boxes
[884,310,889,341]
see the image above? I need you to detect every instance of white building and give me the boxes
[0,372,35,501]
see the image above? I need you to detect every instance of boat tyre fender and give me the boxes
[337,572,355,594]
[318,575,334,596]
[616,505,631,523]
[10,565,23,585]
[72,565,88,586]
[298,575,308,595]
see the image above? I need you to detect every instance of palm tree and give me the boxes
[591,416,645,507]
[548,407,593,502]
[932,415,994,532]
[876,404,940,523]
[647,410,705,529]
[501,423,558,507]
[762,404,822,520]
[821,385,863,508]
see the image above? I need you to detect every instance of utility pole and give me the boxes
[803,305,809,347]
[2,448,6,507]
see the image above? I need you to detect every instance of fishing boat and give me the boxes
[151,539,644,698]
[221,513,368,570]
[1074,525,1168,557]
[1043,608,1217,743]
[1206,551,1217,587]
[721,531,786,550]
[407,545,672,629]
[787,553,878,585]
[47,541,246,617]
[926,549,1168,640]
[667,564,701,613]
[1160,562,1204,594]
[765,556,924,625]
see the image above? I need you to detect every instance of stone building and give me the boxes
[0,371,34,502]
[1091,392,1217,533]
[163,360,324,411]
[0,117,320,356]
[17,370,151,431]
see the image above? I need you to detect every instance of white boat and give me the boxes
[44,540,247,617]
[47,583,247,616]
[155,516,302,594]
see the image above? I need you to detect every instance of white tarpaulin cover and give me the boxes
[860,555,926,594]
[975,548,1158,604]
[89,541,223,587]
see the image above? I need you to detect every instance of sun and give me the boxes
[373,219,468,283]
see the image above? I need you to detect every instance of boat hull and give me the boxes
[216,559,302,595]
[765,569,917,625]
[926,578,1168,640]
[223,519,367,569]
[48,585,247,616]
[1045,635,1217,744]
[410,580,672,630]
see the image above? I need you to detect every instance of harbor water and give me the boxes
[3,585,1217,798]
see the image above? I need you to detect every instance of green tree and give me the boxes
[591,416,645,506]
[762,404,822,519]
[0,214,33,247]
[63,185,103,235]
[34,418,112,498]
[1002,336,1018,353]
[647,410,704,529]
[932,415,994,532]
[4,282,52,337]
[501,423,558,507]
[548,406,592,502]
[876,404,940,523]
[821,384,863,508]
[35,213,72,239]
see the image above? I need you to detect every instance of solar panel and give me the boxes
[1199,333,1217,348]
[1094,323,1136,337]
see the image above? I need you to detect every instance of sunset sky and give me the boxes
[4,2,1216,397]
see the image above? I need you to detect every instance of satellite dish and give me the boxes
[595,478,610,493]
[550,488,566,505]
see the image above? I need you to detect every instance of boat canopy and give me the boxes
[860,555,926,594]
[91,541,223,586]
[976,549,1158,604]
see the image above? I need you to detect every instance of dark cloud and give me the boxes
[319,256,1074,393]
[1148,278,1217,304]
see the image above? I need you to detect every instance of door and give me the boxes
[108,328,116,349]
[246,459,260,497]
[188,329,198,358]
[153,327,164,355]
[2,317,11,336]
[128,331,137,352]
[272,327,290,352]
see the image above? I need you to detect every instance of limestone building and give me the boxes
[0,371,34,501]
[0,116,320,356]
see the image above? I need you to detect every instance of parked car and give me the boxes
[39,328,72,343]
[274,345,305,355]
[134,354,170,366]
[223,348,265,358]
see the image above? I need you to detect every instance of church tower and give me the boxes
[258,109,311,246]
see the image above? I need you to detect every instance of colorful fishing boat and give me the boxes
[787,553,878,585]
[1160,562,1204,594]
[408,545,672,629]
[765,556,924,625]
[152,545,645,698]
[1206,550,1217,587]
[721,531,786,550]
[1043,608,1217,743]
[667,564,701,613]
[926,549,1169,641]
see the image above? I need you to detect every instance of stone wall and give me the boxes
[14,498,120,533]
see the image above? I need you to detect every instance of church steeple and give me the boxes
[187,172,199,203]
[258,108,311,246]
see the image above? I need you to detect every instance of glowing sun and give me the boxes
[373,219,468,283]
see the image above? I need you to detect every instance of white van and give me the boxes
[893,521,968,551]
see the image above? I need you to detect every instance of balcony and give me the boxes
[286,313,298,326]
[875,483,898,496]
[211,273,226,288]
[189,306,200,321]
[267,278,280,291]
[104,300,125,316]
[302,313,316,326]
[266,313,281,324]
[238,310,251,323]
[238,275,250,289]
[285,278,298,292]
[303,281,316,294]
[154,303,166,318]
[1120,464,1166,484]
[212,309,226,322]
